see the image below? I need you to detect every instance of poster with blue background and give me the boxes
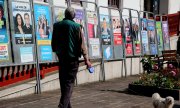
[0,0,8,43]
[147,20,157,55]
[34,4,52,45]
[141,18,149,54]
[40,46,52,61]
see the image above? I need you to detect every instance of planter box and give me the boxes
[128,84,180,100]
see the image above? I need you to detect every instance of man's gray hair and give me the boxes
[65,7,76,20]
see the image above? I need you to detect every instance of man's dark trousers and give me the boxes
[58,56,79,108]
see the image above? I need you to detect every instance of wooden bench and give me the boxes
[162,50,179,69]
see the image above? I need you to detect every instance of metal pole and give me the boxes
[119,9,127,78]
[31,1,41,94]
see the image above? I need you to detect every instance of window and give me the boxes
[108,0,120,8]
[71,0,80,2]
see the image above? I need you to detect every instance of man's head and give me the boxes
[65,7,75,20]
[24,13,30,26]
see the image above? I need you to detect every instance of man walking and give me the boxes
[51,7,91,108]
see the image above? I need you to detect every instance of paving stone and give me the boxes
[0,76,180,108]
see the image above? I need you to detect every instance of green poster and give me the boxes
[156,22,163,55]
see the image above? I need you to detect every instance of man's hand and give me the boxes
[85,60,92,68]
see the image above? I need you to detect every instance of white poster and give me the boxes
[20,47,33,63]
[91,45,100,56]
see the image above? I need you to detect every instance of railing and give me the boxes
[0,63,58,87]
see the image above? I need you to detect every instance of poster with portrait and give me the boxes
[54,7,65,23]
[100,14,111,45]
[122,16,133,55]
[87,12,98,38]
[147,19,157,55]
[162,21,170,50]
[0,44,8,61]
[156,21,163,54]
[0,0,8,44]
[112,16,122,45]
[34,4,52,45]
[141,18,149,55]
[132,18,141,54]
[12,2,33,44]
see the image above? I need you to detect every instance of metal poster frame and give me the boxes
[155,15,164,56]
[33,2,54,63]
[98,5,127,77]
[109,8,124,60]
[139,11,158,56]
[84,10,102,60]
[130,9,142,56]
[121,8,134,57]
[8,0,36,64]
[0,0,13,65]
[162,15,171,50]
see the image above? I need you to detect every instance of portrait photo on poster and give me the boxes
[100,14,111,45]
[54,7,65,23]
[0,0,8,44]
[112,16,122,45]
[123,17,131,43]
[34,4,51,41]
[87,12,98,38]
[132,18,140,42]
[12,2,33,44]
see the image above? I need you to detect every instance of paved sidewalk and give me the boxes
[0,76,180,108]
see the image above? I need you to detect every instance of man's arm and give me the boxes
[79,27,92,68]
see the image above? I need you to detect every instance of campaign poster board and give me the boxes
[141,18,150,55]
[9,1,35,63]
[0,0,12,63]
[100,14,113,60]
[111,16,124,59]
[87,11,101,59]
[34,4,53,62]
[156,21,163,55]
[122,16,133,56]
[132,17,141,55]
[162,21,170,50]
[53,7,65,23]
[147,19,158,55]
[12,2,33,44]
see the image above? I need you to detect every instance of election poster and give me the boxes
[12,2,33,44]
[89,38,101,57]
[74,9,84,26]
[54,7,65,23]
[103,46,112,60]
[40,46,52,61]
[0,44,8,61]
[156,21,163,54]
[100,14,111,45]
[87,12,98,38]
[123,16,133,55]
[20,47,33,63]
[147,19,157,55]
[112,16,122,45]
[0,0,8,44]
[141,18,149,55]
[34,4,52,45]
[162,21,170,50]
[132,18,141,54]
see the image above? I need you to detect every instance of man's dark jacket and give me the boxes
[51,18,87,60]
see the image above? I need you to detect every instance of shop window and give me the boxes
[108,0,120,8]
